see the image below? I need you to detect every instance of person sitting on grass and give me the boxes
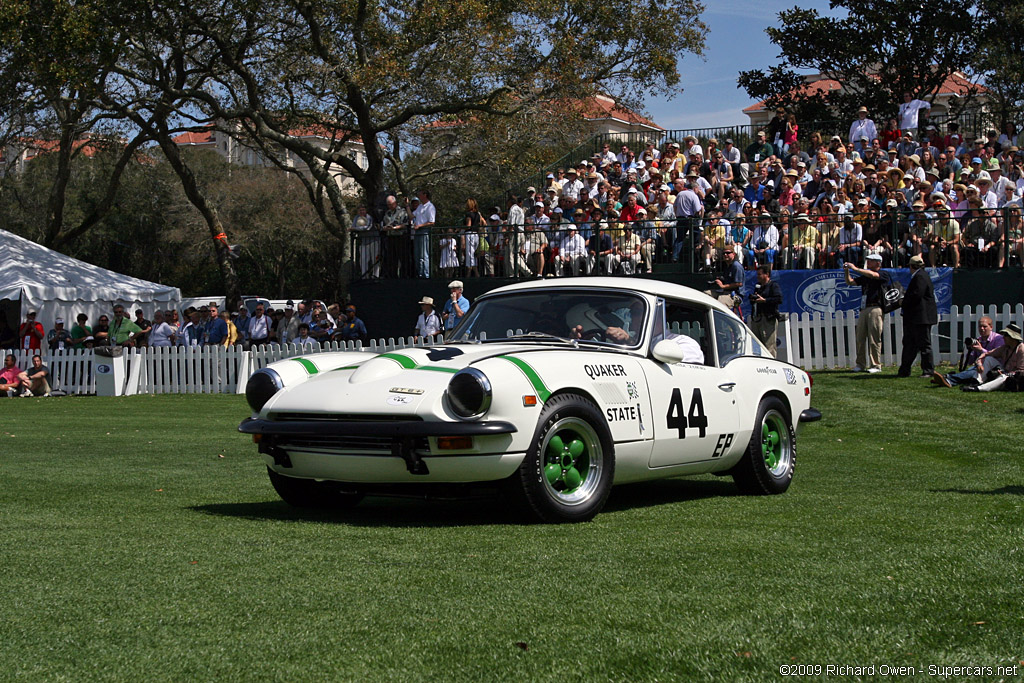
[19,355,51,396]
[934,324,1024,391]
[1,353,25,397]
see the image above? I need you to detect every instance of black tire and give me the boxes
[732,396,795,495]
[506,393,615,523]
[267,467,365,509]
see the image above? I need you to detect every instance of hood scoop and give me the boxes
[348,355,406,384]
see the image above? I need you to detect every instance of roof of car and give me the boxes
[485,277,733,314]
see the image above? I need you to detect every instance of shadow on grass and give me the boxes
[189,478,737,527]
[930,485,1024,496]
[604,478,737,513]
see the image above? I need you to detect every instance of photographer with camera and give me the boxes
[931,315,1004,387]
[750,265,784,357]
[703,244,744,318]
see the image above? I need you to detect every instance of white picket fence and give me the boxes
[784,304,1024,371]
[4,305,1022,395]
[3,336,443,396]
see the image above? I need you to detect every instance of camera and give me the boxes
[964,337,976,349]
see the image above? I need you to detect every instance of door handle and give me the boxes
[717,382,736,392]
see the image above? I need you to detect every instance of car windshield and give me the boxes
[449,290,648,348]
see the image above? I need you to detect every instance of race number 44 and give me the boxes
[666,388,708,438]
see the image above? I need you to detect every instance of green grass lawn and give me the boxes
[2,370,1023,681]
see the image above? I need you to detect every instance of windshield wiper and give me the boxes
[505,332,579,346]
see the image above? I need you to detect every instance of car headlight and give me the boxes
[246,368,284,413]
[446,368,492,420]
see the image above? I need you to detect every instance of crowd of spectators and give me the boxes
[3,300,372,358]
[353,100,1024,277]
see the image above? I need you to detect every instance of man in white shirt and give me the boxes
[615,144,632,166]
[247,304,271,347]
[412,189,436,278]
[899,92,930,134]
[414,297,441,340]
[557,225,588,276]
[751,212,779,267]
[560,168,584,202]
[849,107,878,151]
[975,174,998,209]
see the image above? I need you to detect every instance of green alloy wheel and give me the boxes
[542,418,603,504]
[761,409,792,478]
[732,396,795,495]
[508,393,615,523]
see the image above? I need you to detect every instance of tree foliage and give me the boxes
[1,0,707,297]
[974,0,1024,129]
[738,1,982,122]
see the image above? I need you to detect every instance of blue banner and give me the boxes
[737,268,952,318]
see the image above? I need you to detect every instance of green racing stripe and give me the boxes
[290,357,320,375]
[497,355,551,402]
[378,352,459,374]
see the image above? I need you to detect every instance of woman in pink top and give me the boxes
[949,183,970,219]
[783,115,798,154]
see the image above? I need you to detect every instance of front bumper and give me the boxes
[239,417,518,476]
[239,417,517,438]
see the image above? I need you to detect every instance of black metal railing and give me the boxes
[351,206,1023,280]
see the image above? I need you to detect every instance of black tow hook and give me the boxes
[258,440,293,468]
[392,437,429,475]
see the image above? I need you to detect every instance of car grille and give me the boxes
[269,413,423,423]
[276,434,430,454]
[266,413,428,455]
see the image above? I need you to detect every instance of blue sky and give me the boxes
[642,0,838,130]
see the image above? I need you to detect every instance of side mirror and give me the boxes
[652,338,684,364]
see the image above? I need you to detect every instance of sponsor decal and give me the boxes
[386,395,412,406]
[96,364,112,375]
[606,405,640,422]
[756,367,778,375]
[784,368,797,385]
[389,387,424,395]
[793,271,861,315]
[625,381,639,399]
[583,363,627,380]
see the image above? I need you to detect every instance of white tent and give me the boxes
[0,228,181,342]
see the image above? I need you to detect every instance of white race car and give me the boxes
[240,278,820,522]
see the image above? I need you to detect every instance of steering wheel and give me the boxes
[578,327,607,342]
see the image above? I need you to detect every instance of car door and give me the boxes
[645,300,741,468]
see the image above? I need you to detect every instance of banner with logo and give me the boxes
[737,268,952,318]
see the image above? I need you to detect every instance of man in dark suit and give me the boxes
[898,254,938,377]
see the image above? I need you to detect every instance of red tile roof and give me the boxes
[572,95,664,131]
[419,95,664,133]
[743,72,987,113]
[171,130,216,145]
[1,136,113,163]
